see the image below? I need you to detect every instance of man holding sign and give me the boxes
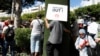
[45,4,69,56]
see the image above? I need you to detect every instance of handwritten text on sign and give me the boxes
[46,4,68,21]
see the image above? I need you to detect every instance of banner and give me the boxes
[46,4,68,21]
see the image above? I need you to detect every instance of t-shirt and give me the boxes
[2,24,14,41]
[2,26,8,34]
[2,24,14,34]
[48,21,63,44]
[88,22,99,34]
[31,19,44,35]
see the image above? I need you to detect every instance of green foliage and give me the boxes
[15,28,31,51]
[21,10,45,20]
[0,0,12,12]
[14,27,49,53]
[0,10,45,21]
[70,11,77,20]
[21,14,33,20]
[0,0,45,12]
[0,17,10,21]
[75,7,88,16]
[74,4,100,20]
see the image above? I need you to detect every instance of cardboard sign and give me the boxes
[46,4,68,21]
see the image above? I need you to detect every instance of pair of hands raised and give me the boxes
[79,40,89,49]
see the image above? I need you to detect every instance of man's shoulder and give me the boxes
[3,26,8,29]
[3,26,8,31]
[87,35,92,39]
[9,25,14,27]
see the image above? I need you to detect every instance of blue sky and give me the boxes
[70,0,81,7]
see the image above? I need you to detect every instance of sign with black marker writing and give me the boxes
[46,4,68,21]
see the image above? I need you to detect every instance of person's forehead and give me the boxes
[79,33,85,34]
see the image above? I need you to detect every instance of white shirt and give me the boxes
[31,19,43,35]
[2,26,8,34]
[0,22,4,33]
[75,35,96,56]
[88,22,99,34]
[2,24,14,34]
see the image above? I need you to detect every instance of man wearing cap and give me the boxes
[75,29,96,56]
[77,16,84,29]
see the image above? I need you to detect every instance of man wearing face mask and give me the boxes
[75,29,96,56]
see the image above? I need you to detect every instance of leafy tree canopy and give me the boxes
[70,4,100,20]
[0,0,45,13]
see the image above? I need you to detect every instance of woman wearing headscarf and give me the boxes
[75,29,96,56]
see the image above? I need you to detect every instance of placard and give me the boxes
[46,4,68,21]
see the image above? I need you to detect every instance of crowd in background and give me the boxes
[0,14,99,56]
[73,15,100,56]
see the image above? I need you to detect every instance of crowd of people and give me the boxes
[30,14,100,56]
[0,14,99,56]
[30,14,71,56]
[74,16,100,56]
[0,19,15,56]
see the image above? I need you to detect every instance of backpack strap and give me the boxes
[37,19,44,33]
[37,19,42,29]
[6,26,10,33]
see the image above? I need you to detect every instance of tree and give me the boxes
[14,0,45,28]
[0,0,12,13]
[0,0,45,28]
[74,4,100,20]
[70,11,76,20]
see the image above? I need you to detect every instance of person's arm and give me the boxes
[64,28,71,33]
[75,37,82,50]
[1,33,4,39]
[30,20,34,29]
[1,27,7,39]
[44,18,50,29]
[30,24,33,29]
[88,36,96,48]
[94,24,99,42]
[94,32,99,42]
[95,38,100,42]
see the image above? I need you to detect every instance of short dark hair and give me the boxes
[37,14,42,19]
[9,20,14,24]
